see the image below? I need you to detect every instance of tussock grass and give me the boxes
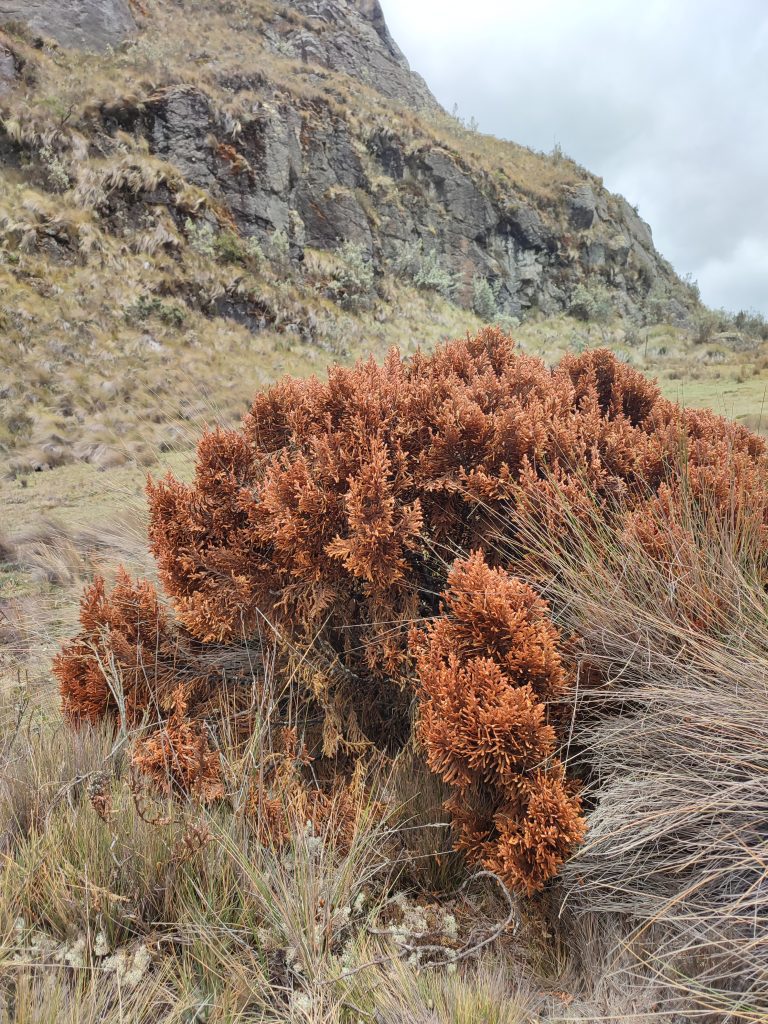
[0,513,157,682]
[6,490,755,1020]
[368,956,535,1024]
[0,966,181,1024]
[505,458,768,1018]
[0,685,540,1022]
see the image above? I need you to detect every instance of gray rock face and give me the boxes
[502,206,552,252]
[123,80,685,321]
[0,0,136,51]
[46,0,687,323]
[269,0,437,111]
[617,196,654,250]
[568,184,597,230]
[0,43,16,94]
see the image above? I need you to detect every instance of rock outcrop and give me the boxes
[0,0,694,322]
[0,0,136,51]
[273,0,437,112]
[0,41,16,94]
[126,81,678,319]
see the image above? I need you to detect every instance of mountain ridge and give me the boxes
[0,0,695,321]
[0,0,729,478]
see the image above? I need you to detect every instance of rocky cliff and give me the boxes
[0,0,704,475]
[0,0,694,321]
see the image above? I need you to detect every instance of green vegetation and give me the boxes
[471,275,498,321]
[568,280,613,324]
[328,242,376,310]
[389,239,457,298]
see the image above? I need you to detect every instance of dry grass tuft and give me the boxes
[508,463,768,1017]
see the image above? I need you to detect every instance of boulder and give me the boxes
[0,43,16,95]
[0,0,136,51]
[568,183,597,230]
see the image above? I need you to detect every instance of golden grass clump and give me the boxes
[509,469,768,1011]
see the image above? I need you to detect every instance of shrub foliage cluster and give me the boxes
[54,328,768,894]
[413,551,585,894]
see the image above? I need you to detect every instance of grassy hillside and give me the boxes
[1,0,767,487]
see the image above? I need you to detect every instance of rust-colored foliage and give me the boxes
[413,551,585,894]
[144,329,768,751]
[53,569,226,799]
[215,142,252,176]
[241,730,379,853]
[147,330,766,665]
[55,568,180,726]
[55,328,768,885]
[132,712,225,802]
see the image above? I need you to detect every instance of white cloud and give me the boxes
[697,237,768,312]
[383,0,768,314]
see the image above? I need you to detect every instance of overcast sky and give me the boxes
[383,0,768,316]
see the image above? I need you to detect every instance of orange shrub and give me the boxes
[132,712,225,802]
[55,569,193,726]
[147,331,765,672]
[412,551,585,894]
[54,568,226,797]
[54,328,768,884]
